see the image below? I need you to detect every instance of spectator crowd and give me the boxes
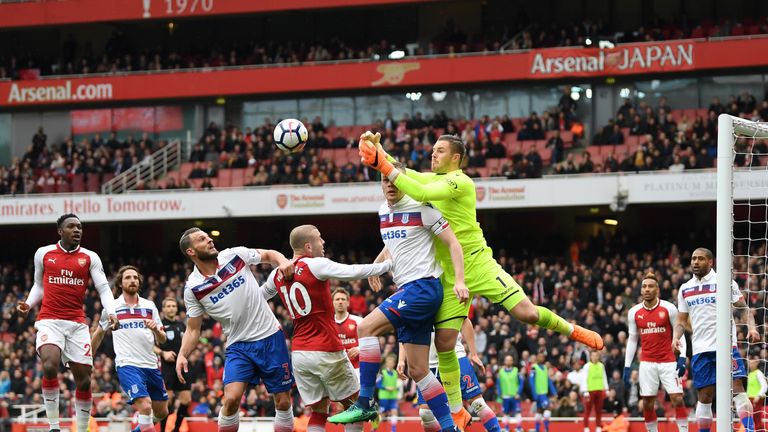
[2,87,768,196]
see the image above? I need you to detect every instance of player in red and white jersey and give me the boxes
[262,225,392,432]
[624,272,688,432]
[333,288,364,371]
[16,214,118,432]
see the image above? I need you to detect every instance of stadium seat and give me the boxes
[217,169,233,188]
[71,174,86,192]
[231,168,249,188]
[179,162,195,180]
[86,175,101,192]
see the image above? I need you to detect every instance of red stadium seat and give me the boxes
[71,174,86,192]
[231,168,249,188]
[86,175,101,192]
[179,162,195,180]
[217,169,233,188]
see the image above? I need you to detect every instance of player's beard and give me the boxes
[196,248,219,261]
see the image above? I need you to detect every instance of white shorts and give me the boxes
[293,350,359,405]
[35,319,93,367]
[639,361,682,396]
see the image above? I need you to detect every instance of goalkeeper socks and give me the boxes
[534,306,574,335]
[734,393,755,432]
[42,377,60,431]
[436,350,462,413]
[471,398,501,432]
[357,336,382,409]
[696,402,712,432]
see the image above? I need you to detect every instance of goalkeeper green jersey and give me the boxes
[393,169,487,266]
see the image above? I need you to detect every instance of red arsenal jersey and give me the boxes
[34,243,108,324]
[627,299,679,363]
[335,313,363,368]
[273,257,344,352]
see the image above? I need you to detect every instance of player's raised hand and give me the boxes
[176,354,189,384]
[107,314,119,330]
[359,138,396,177]
[368,275,382,292]
[469,352,486,375]
[454,280,469,304]
[144,319,157,331]
[16,301,30,317]
[360,131,382,150]
[278,259,294,281]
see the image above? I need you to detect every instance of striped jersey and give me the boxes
[378,195,448,287]
[100,295,162,368]
[677,269,740,355]
[184,247,281,347]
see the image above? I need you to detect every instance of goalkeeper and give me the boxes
[343,133,603,427]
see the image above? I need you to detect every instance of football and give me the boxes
[273,118,308,153]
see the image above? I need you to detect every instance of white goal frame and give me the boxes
[716,114,768,432]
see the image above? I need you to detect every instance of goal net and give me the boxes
[717,114,768,432]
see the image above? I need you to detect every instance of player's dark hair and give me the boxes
[643,271,658,282]
[695,247,714,260]
[56,213,80,228]
[179,227,202,257]
[332,287,350,299]
[114,265,143,292]
[437,134,466,165]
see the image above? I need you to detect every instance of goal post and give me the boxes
[716,114,768,432]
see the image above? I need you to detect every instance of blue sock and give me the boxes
[356,336,381,409]
[416,373,455,431]
[391,419,396,432]
[742,416,755,432]
[535,420,541,432]
[544,418,550,432]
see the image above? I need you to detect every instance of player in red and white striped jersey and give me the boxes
[624,272,688,432]
[262,225,391,432]
[333,288,364,371]
[16,214,118,432]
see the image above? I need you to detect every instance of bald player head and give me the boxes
[290,224,325,258]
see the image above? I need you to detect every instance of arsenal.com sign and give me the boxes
[530,42,694,76]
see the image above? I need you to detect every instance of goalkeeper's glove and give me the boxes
[359,138,398,178]
[622,367,631,387]
[676,357,686,377]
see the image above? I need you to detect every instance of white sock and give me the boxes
[344,423,364,432]
[41,381,60,430]
[74,395,92,432]
[138,414,156,432]
[217,410,240,432]
[645,420,658,432]
[274,408,294,432]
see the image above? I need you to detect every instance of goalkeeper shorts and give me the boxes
[435,247,526,330]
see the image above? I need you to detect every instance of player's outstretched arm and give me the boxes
[18,248,46,316]
[90,323,107,353]
[306,257,392,282]
[176,315,202,384]
[436,225,468,303]
[257,249,294,280]
[90,254,118,328]
[624,308,638,384]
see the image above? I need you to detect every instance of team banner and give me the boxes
[0,0,433,28]
[1,37,767,107]
[0,170,765,225]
